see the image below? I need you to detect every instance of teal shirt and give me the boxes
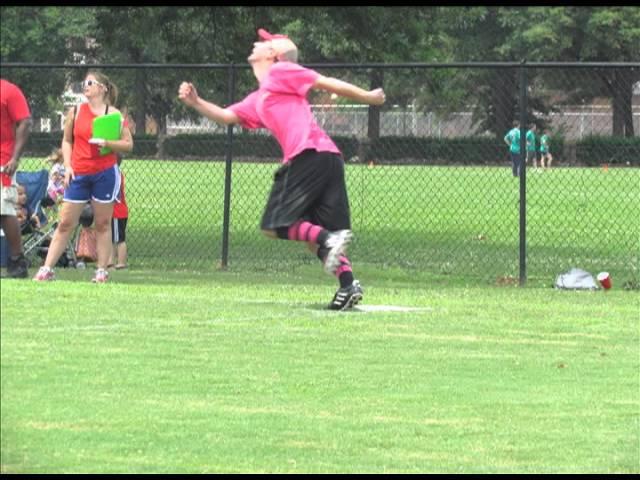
[526,129,536,152]
[539,134,550,153]
[505,128,521,154]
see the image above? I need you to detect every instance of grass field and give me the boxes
[2,157,638,472]
[14,157,640,285]
[1,265,639,473]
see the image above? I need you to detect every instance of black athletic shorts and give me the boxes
[111,217,127,244]
[260,149,351,231]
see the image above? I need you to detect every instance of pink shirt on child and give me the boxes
[228,62,340,164]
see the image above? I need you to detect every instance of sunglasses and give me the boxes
[82,79,104,89]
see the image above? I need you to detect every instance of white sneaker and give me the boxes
[33,266,55,282]
[92,268,109,283]
[323,229,353,275]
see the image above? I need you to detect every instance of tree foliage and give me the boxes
[1,6,637,137]
[0,7,96,117]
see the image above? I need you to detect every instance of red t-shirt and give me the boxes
[1,79,31,186]
[72,103,124,175]
[113,171,128,219]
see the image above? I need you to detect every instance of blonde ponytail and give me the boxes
[106,80,118,106]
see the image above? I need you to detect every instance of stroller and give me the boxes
[17,169,47,234]
[17,169,80,268]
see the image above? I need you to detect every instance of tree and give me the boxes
[92,7,253,136]
[0,7,96,122]
[265,7,442,146]
[578,7,640,136]
[436,7,564,139]
[3,6,635,140]
[484,6,640,137]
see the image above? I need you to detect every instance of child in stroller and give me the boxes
[45,148,65,205]
[16,183,41,233]
[16,168,78,270]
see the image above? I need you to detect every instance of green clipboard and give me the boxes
[92,112,122,155]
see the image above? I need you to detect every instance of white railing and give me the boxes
[166,105,640,139]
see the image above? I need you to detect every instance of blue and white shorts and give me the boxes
[64,165,121,204]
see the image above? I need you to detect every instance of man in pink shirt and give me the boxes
[179,28,385,310]
[1,78,32,278]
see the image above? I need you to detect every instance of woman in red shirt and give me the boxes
[34,71,133,283]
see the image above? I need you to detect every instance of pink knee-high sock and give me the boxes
[287,220,325,244]
[316,249,354,287]
[336,255,354,288]
[335,254,353,277]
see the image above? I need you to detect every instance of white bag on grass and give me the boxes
[554,268,598,290]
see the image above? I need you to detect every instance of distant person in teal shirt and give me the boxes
[504,120,521,177]
[539,129,553,169]
[526,123,538,169]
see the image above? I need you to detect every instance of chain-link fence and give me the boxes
[3,62,639,285]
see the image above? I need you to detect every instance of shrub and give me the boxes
[575,136,640,166]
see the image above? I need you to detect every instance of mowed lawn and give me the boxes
[15,157,640,284]
[1,266,638,473]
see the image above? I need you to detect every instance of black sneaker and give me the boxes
[328,280,364,311]
[7,254,29,279]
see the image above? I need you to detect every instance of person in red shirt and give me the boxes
[110,156,128,269]
[33,71,133,283]
[1,78,32,278]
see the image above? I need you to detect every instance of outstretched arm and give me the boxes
[313,75,385,106]
[178,82,240,125]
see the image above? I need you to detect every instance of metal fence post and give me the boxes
[220,64,236,269]
[519,61,528,286]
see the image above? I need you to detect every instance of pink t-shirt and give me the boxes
[228,62,340,164]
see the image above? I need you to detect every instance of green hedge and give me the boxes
[575,136,640,166]
[22,131,640,167]
[164,134,256,159]
[24,132,60,157]
[160,133,359,160]
[368,136,505,164]
[131,134,159,157]
[160,134,505,164]
[23,132,161,158]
